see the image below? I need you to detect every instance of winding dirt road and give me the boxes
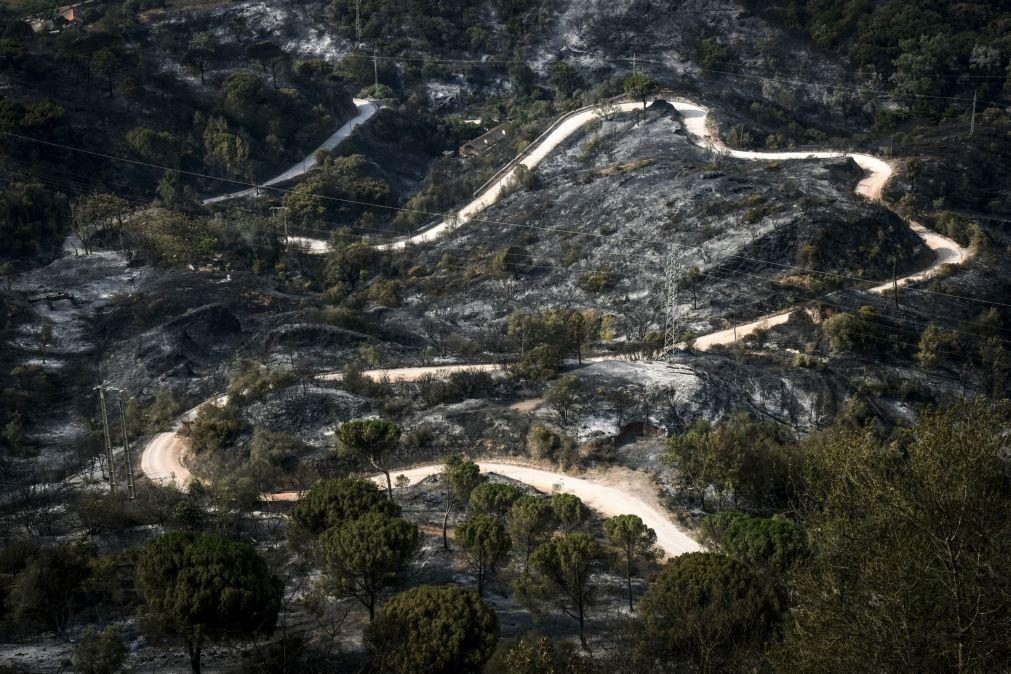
[140,95,972,558]
[265,462,701,558]
[203,99,380,205]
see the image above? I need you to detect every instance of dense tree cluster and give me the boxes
[742,0,1011,118]
[328,0,552,53]
[0,2,364,261]
[664,413,803,512]
[283,152,392,228]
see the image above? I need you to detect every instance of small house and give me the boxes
[459,123,511,158]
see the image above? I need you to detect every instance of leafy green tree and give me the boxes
[459,514,512,597]
[73,626,127,674]
[37,320,53,364]
[184,32,217,85]
[0,179,69,257]
[365,585,499,673]
[141,387,182,433]
[637,552,780,672]
[153,174,201,213]
[469,482,524,518]
[441,455,485,550]
[0,261,13,291]
[623,72,659,115]
[357,83,396,100]
[507,494,554,571]
[891,34,960,117]
[7,544,93,637]
[491,245,529,277]
[551,493,589,532]
[125,127,180,167]
[664,414,800,511]
[335,419,401,499]
[979,336,1009,400]
[324,235,381,295]
[288,477,399,542]
[784,400,1011,672]
[699,511,806,577]
[186,403,245,455]
[2,411,24,458]
[497,635,561,673]
[548,61,584,98]
[528,533,601,648]
[248,427,307,473]
[71,193,130,254]
[916,323,958,369]
[91,48,118,96]
[130,208,216,266]
[822,306,883,354]
[525,422,577,466]
[203,116,251,180]
[509,61,537,99]
[545,374,582,426]
[319,512,419,621]
[603,514,659,611]
[699,37,732,72]
[285,154,391,228]
[246,40,287,88]
[136,532,281,674]
[512,344,563,381]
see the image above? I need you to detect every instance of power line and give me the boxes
[2,106,1006,311]
[348,46,1009,83]
[9,142,1007,323]
[3,156,998,351]
[628,57,1008,106]
[22,163,996,387]
[346,48,1007,105]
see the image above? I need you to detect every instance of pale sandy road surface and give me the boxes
[203,99,379,205]
[268,461,701,558]
[140,96,973,558]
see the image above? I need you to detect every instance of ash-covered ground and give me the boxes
[398,102,925,340]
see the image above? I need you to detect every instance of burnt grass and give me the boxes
[401,102,926,338]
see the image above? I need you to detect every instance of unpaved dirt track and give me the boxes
[140,96,973,556]
[139,432,193,486]
[377,102,647,250]
[379,462,702,557]
[203,99,380,205]
[265,462,701,558]
[138,396,226,489]
[318,363,504,382]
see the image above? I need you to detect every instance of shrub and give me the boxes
[74,626,127,674]
[576,269,618,293]
[526,423,577,466]
[822,306,882,354]
[916,324,958,369]
[512,345,563,381]
[185,404,246,455]
[367,279,402,307]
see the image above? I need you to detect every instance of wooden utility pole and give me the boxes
[373,48,378,87]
